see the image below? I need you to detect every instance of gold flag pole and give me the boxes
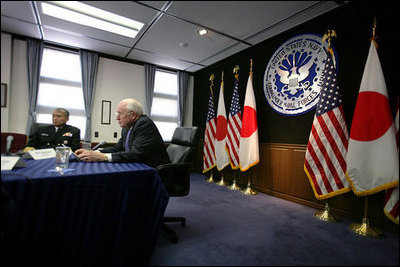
[205,74,215,183]
[349,19,383,238]
[314,30,340,222]
[242,59,257,195]
[216,70,229,187]
[228,65,241,191]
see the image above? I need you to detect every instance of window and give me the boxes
[36,47,86,139]
[151,70,178,142]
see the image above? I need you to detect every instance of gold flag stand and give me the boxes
[228,180,241,190]
[242,181,257,195]
[205,171,215,183]
[349,197,383,238]
[228,172,241,190]
[216,170,228,186]
[242,169,257,195]
[314,202,341,222]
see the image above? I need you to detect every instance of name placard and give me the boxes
[1,156,25,171]
[24,148,56,160]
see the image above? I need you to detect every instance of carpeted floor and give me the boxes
[149,173,399,266]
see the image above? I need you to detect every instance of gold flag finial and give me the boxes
[250,59,253,78]
[209,73,215,83]
[209,74,215,97]
[370,16,378,49]
[222,70,224,81]
[233,65,239,80]
[233,65,239,74]
[322,29,336,56]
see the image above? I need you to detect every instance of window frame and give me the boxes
[36,46,86,139]
[151,68,179,141]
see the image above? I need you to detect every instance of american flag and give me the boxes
[304,52,351,200]
[227,75,242,169]
[203,90,217,173]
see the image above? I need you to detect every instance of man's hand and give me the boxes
[75,149,107,162]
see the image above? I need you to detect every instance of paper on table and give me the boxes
[1,156,26,171]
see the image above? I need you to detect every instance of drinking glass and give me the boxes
[55,146,70,174]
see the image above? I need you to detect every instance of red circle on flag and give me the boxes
[241,106,257,138]
[350,91,392,141]
[216,115,227,141]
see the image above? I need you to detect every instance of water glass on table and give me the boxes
[55,146,70,174]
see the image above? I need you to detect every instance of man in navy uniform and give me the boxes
[24,108,81,152]
[75,98,170,168]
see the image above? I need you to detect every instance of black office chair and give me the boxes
[28,122,52,137]
[156,126,200,243]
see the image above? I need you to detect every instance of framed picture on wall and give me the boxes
[101,100,111,125]
[1,83,7,107]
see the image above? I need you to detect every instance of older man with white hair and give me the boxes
[75,98,170,168]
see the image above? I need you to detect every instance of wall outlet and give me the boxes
[114,132,117,138]
[95,131,99,138]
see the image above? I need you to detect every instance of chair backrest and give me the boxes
[159,127,199,197]
[167,127,200,164]
[1,132,28,153]
[29,122,52,136]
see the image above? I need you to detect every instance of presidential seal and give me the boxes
[263,33,337,115]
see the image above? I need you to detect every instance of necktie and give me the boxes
[125,128,132,151]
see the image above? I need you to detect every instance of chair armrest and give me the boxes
[156,162,191,172]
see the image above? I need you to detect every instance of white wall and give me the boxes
[1,33,12,131]
[91,58,146,143]
[1,33,194,142]
[9,39,29,134]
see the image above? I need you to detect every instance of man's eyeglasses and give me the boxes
[115,111,133,117]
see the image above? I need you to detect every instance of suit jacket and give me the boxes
[27,124,81,151]
[102,115,171,168]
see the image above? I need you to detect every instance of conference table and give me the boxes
[1,157,169,266]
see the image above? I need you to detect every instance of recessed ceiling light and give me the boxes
[41,1,144,39]
[197,29,208,36]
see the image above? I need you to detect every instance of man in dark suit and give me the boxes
[75,98,170,168]
[24,108,81,151]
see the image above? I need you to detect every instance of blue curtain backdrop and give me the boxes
[144,63,156,116]
[25,38,44,135]
[177,71,189,126]
[79,49,99,141]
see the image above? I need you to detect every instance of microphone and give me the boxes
[6,135,14,154]
[91,141,106,151]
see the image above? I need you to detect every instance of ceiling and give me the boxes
[1,1,346,73]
